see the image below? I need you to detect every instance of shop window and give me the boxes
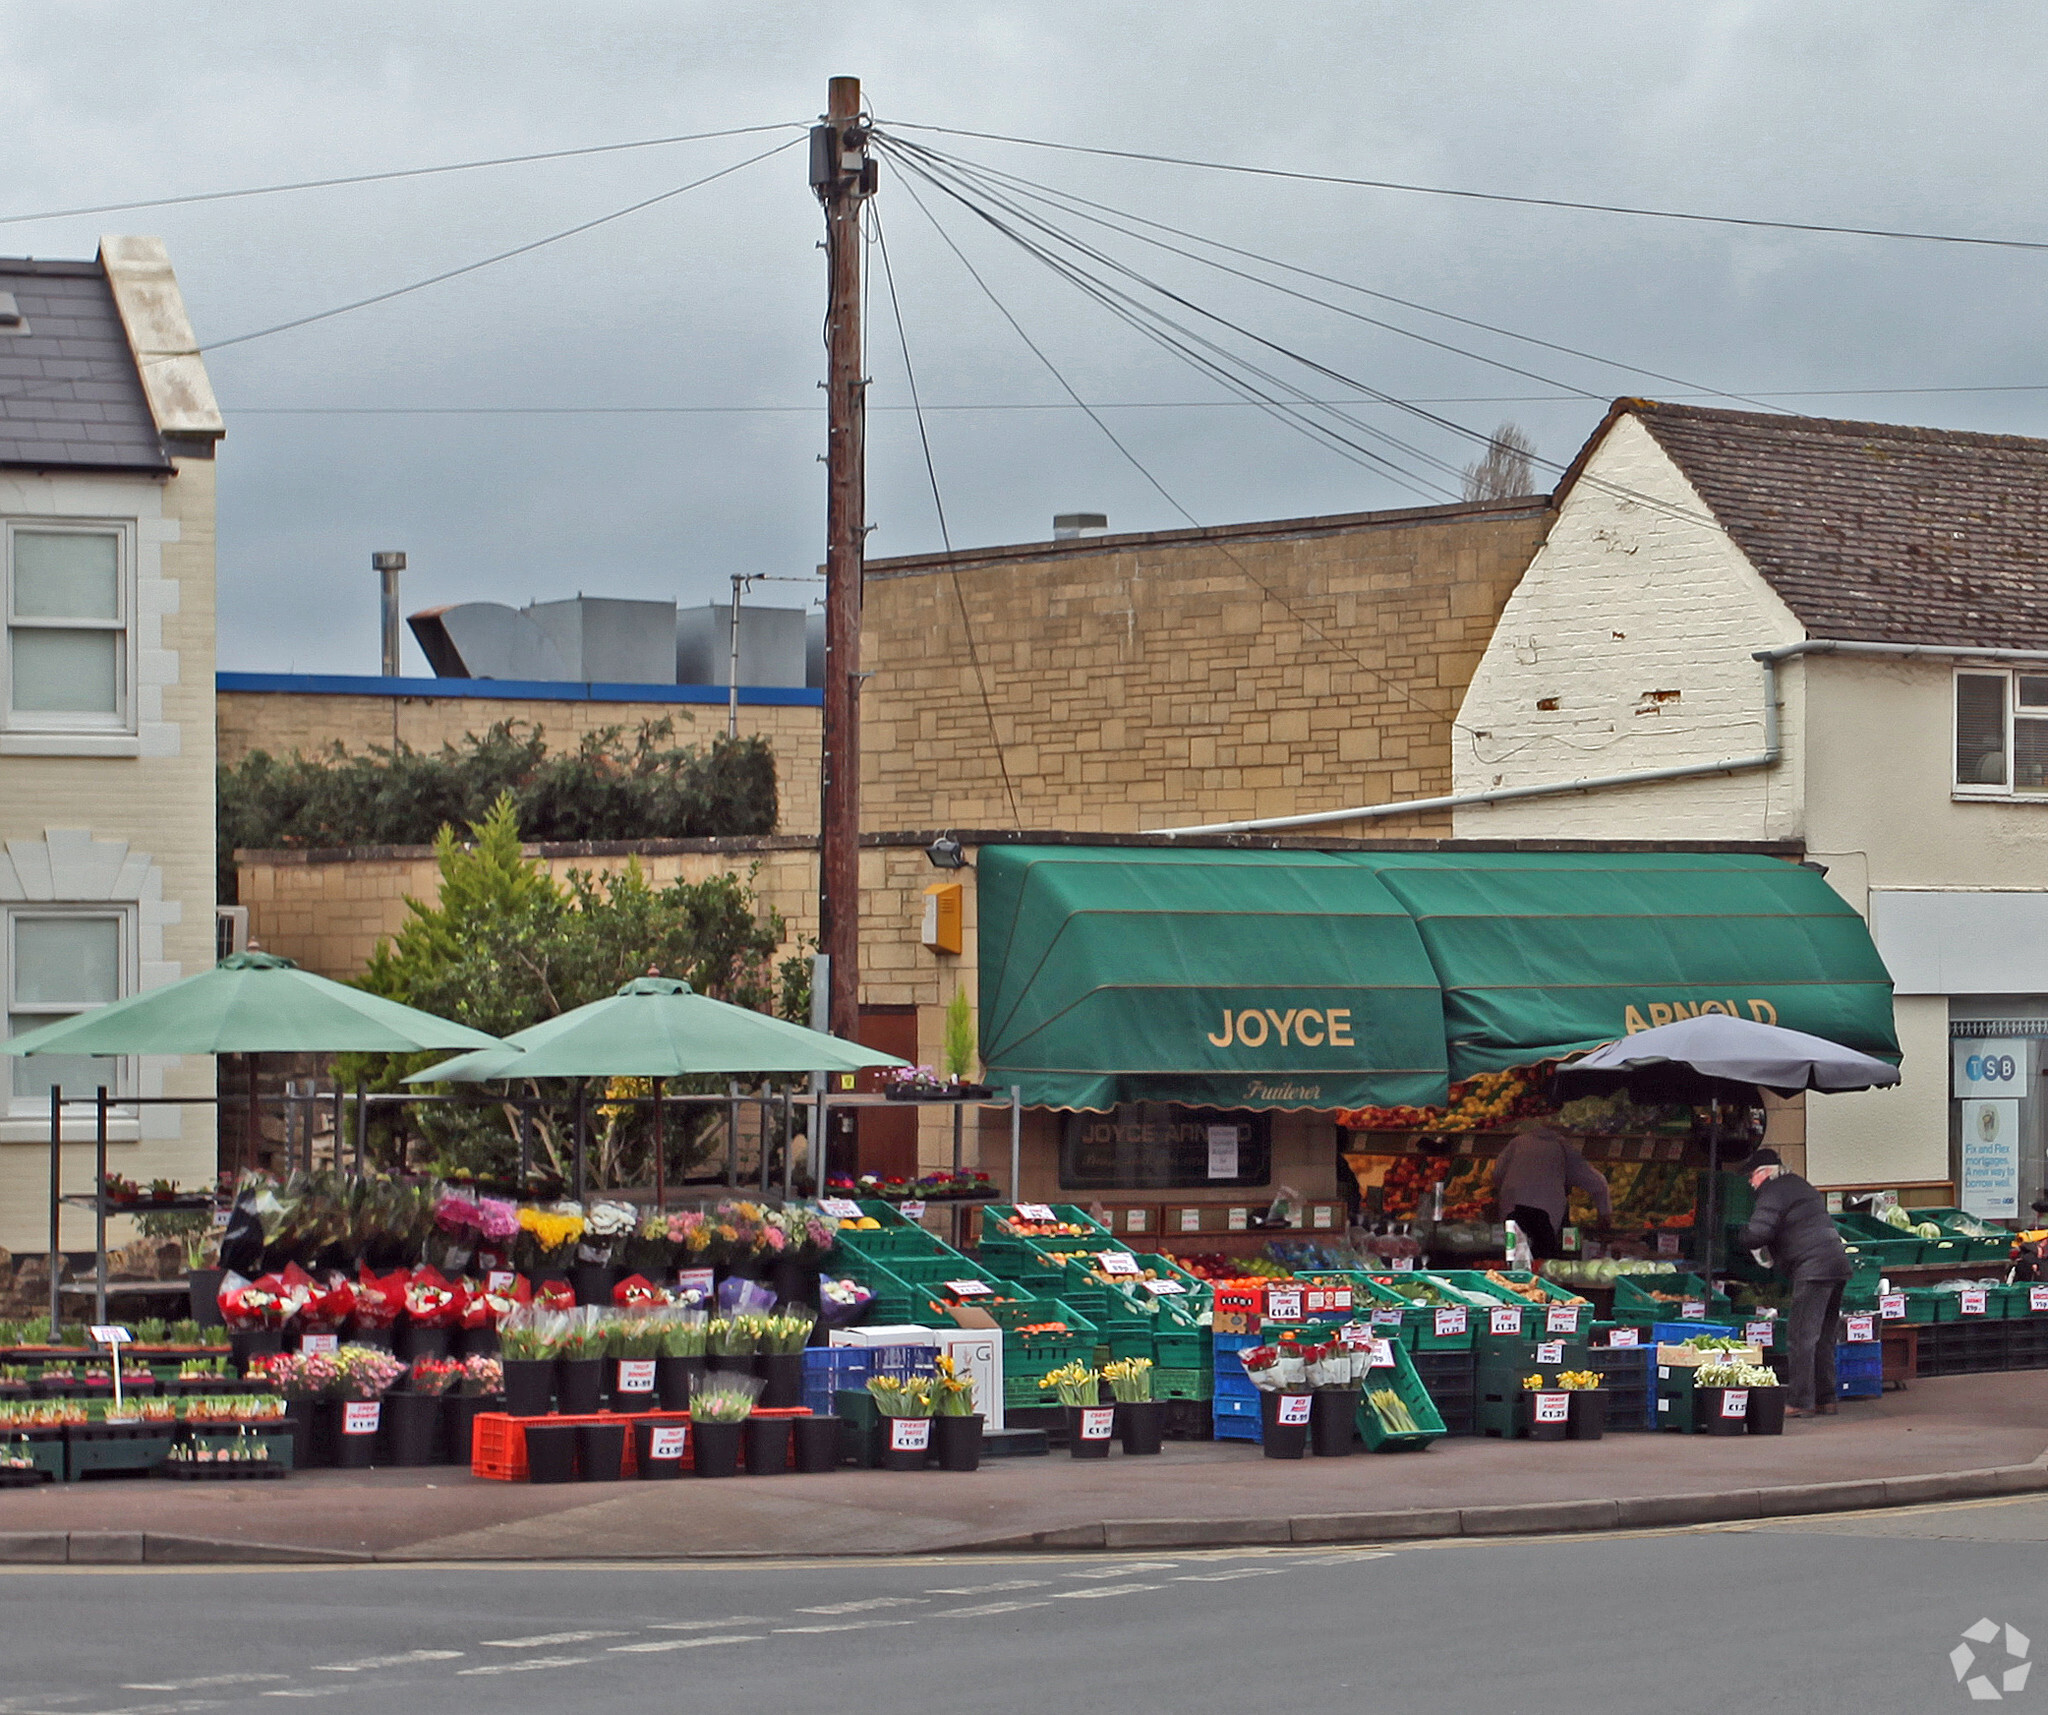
[4,524,132,733]
[6,908,130,1109]
[1955,670,2048,797]
[1059,1105,1272,1190]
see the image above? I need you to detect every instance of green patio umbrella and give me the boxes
[406,975,906,1207]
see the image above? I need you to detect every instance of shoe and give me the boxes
[1785,1405,1816,1418]
[1817,1403,1838,1415]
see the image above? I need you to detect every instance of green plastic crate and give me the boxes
[1346,1274,1476,1351]
[1832,1209,1926,1266]
[1356,1340,1445,1452]
[0,1433,64,1481]
[981,1204,1114,1239]
[1150,1366,1212,1401]
[836,1224,957,1265]
[1613,1273,1735,1323]
[1913,1209,2017,1264]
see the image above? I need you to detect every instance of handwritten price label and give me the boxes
[1078,1407,1117,1440]
[1371,1308,1405,1328]
[1097,1252,1142,1276]
[1368,1339,1396,1370]
[945,1279,994,1297]
[1535,1340,1565,1366]
[1015,1204,1057,1222]
[1126,1209,1151,1233]
[1141,1279,1187,1296]
[1961,1289,1989,1316]
[341,1401,381,1436]
[1842,1314,1876,1344]
[1227,1207,1250,1232]
[1680,1300,1707,1319]
[617,1359,656,1392]
[89,1325,131,1346]
[647,1426,687,1460]
[1312,1206,1335,1230]
[1178,1208,1203,1233]
[1546,1306,1580,1334]
[1433,1307,1467,1337]
[1719,1389,1749,1420]
[1264,1288,1303,1323]
[1657,1232,1681,1257]
[1276,1394,1313,1426]
[900,1201,926,1220]
[1532,1392,1569,1424]
[486,1271,515,1294]
[299,1333,339,1356]
[1607,1327,1638,1347]
[889,1418,932,1452]
[1488,1307,1522,1337]
[819,1199,863,1220]
[1340,1323,1373,1348]
[2032,1286,2048,1314]
[1878,1293,1907,1320]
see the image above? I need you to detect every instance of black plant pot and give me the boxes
[1117,1399,1164,1456]
[445,1393,499,1465]
[756,1352,805,1410]
[347,1325,394,1351]
[333,1398,384,1467]
[577,1420,627,1482]
[692,1420,742,1477]
[633,1416,689,1478]
[502,1359,555,1418]
[394,1324,452,1363]
[881,1416,933,1471]
[1260,1391,1312,1459]
[457,1326,500,1359]
[934,1413,984,1472]
[1067,1404,1117,1459]
[769,1260,819,1311]
[744,1414,792,1474]
[382,1391,444,1467]
[1696,1387,1751,1436]
[705,1352,754,1379]
[655,1356,704,1412]
[571,1263,618,1307]
[1311,1390,1359,1457]
[1517,1391,1570,1441]
[1746,1385,1787,1436]
[609,1357,660,1413]
[283,1399,320,1469]
[230,1329,283,1368]
[556,1357,604,1416]
[187,1269,227,1328]
[1566,1391,1608,1441]
[793,1414,843,1473]
[523,1421,579,1483]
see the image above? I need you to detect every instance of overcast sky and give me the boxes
[5,3,2045,674]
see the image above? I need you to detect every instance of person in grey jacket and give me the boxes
[1735,1148,1853,1417]
[1491,1118,1612,1260]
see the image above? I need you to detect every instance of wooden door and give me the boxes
[852,1005,919,1179]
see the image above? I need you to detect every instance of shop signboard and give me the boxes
[1059,1105,1272,1190]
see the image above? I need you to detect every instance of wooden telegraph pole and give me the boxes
[812,76,873,1039]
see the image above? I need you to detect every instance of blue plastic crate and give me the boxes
[803,1345,935,1415]
[1836,1341,1883,1400]
[1211,1370,1259,1401]
[1213,1416,1262,1441]
[1212,1391,1262,1442]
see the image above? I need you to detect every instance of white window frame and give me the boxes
[2,518,138,737]
[4,904,137,1115]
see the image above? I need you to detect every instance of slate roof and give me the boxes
[1565,400,2048,650]
[0,257,170,471]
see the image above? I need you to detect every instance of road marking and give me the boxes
[773,1622,920,1634]
[259,1693,349,1701]
[794,1597,928,1615]
[478,1632,629,1649]
[925,1579,1049,1595]
[647,1618,772,1630]
[122,1680,287,1694]
[457,1658,592,1677]
[1048,1584,1163,1599]
[1063,1562,1178,1578]
[606,1637,762,1654]
[311,1652,462,1673]
[1285,1552,1395,1565]
[932,1601,1051,1618]
[1176,1568,1290,1581]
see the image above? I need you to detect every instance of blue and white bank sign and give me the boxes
[1953,1038,2029,1098]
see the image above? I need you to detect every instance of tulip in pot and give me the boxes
[689,1376,762,1478]
[868,1374,935,1471]
[1038,1362,1113,1458]
[1105,1356,1161,1456]
[930,1355,984,1472]
[329,1345,407,1468]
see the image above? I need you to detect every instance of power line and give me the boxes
[887,121,2048,254]
[0,122,805,227]
[872,206,1023,828]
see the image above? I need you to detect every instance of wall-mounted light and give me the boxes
[925,836,970,870]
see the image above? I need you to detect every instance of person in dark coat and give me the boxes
[1735,1148,1853,1417]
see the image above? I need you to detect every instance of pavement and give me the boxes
[4,1369,2046,1563]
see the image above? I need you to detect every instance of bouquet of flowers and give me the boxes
[296,1276,358,1335]
[263,1350,340,1398]
[556,1307,609,1363]
[689,1376,764,1423]
[756,1311,816,1355]
[330,1345,407,1400]
[407,1356,463,1396]
[818,1277,875,1326]
[706,1317,755,1359]
[403,1266,464,1332]
[866,1374,934,1417]
[931,1355,978,1416]
[1302,1339,1367,1391]
[1101,1356,1153,1403]
[497,1306,568,1362]
[458,1354,503,1396]
[666,1208,713,1263]
[612,1273,664,1310]
[602,1312,665,1361]
[656,1312,708,1358]
[581,1200,638,1262]
[216,1273,285,1331]
[716,1275,777,1316]
[622,1212,674,1275]
[461,1277,522,1336]
[1236,1344,1306,1392]
[515,1206,584,1273]
[1035,1361,1101,1408]
[350,1267,406,1334]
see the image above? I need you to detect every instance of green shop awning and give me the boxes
[976,846,1449,1113]
[1351,850,1900,1080]
[977,846,1899,1110]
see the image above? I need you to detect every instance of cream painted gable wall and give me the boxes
[1450,414,1806,841]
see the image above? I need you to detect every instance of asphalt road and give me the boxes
[7,1500,2048,1715]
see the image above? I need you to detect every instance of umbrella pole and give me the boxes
[726,1080,740,1188]
[781,1083,795,1201]
[573,1080,588,1203]
[244,1057,259,1175]
[1704,1099,1722,1283]
[653,1077,666,1214]
[760,1089,771,1195]
[48,1084,62,1334]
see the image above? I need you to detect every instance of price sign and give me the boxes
[1142,1279,1188,1296]
[1077,1406,1117,1440]
[1719,1389,1750,1420]
[1312,1206,1335,1230]
[1097,1252,1142,1276]
[1961,1289,1989,1316]
[819,1199,863,1220]
[1016,1204,1057,1222]
[900,1200,927,1220]
[1546,1306,1581,1334]
[617,1359,656,1393]
[673,1268,715,1304]
[1226,1207,1250,1232]
[1433,1307,1467,1337]
[299,1333,339,1356]
[1878,1292,1908,1321]
[1607,1327,1639,1347]
[486,1270,515,1294]
[1368,1339,1397,1369]
[341,1401,382,1436]
[1488,1307,1522,1337]
[1535,1340,1565,1366]
[1264,1288,1303,1323]
[945,1279,994,1298]
[1680,1299,1707,1319]
[1657,1231,1681,1257]
[1391,1257,1417,1272]
[647,1425,687,1460]
[88,1325,132,1346]
[1371,1307,1405,1328]
[1532,1392,1569,1424]
[2032,1286,2048,1313]
[888,1418,932,1452]
[1126,1209,1151,1233]
[1744,1320,1775,1349]
[1275,1393,1313,1426]
[1178,1208,1203,1233]
[1843,1314,1876,1343]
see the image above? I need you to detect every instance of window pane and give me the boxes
[14,916,120,1005]
[2021,675,2048,711]
[13,531,118,620]
[11,629,119,713]
[1957,674,2007,787]
[7,1028,117,1102]
[2016,717,2048,794]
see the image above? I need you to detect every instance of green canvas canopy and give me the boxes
[976,846,1450,1113]
[977,846,1899,1110]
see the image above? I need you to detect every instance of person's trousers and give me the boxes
[1507,1205,1561,1260]
[1787,1276,1847,1410]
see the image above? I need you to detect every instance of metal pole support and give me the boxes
[1009,1086,1022,1203]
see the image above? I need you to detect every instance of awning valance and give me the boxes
[977,846,1898,1111]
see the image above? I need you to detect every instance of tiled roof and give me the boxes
[1605,400,2048,649]
[0,258,169,471]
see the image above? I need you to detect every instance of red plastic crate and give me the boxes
[471,1408,814,1482]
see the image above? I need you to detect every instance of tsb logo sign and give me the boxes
[1953,1039,2029,1098]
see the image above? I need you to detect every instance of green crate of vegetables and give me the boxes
[1613,1272,1734,1322]
[1912,1209,2018,1264]
[1355,1340,1446,1453]
[1355,1273,1479,1351]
